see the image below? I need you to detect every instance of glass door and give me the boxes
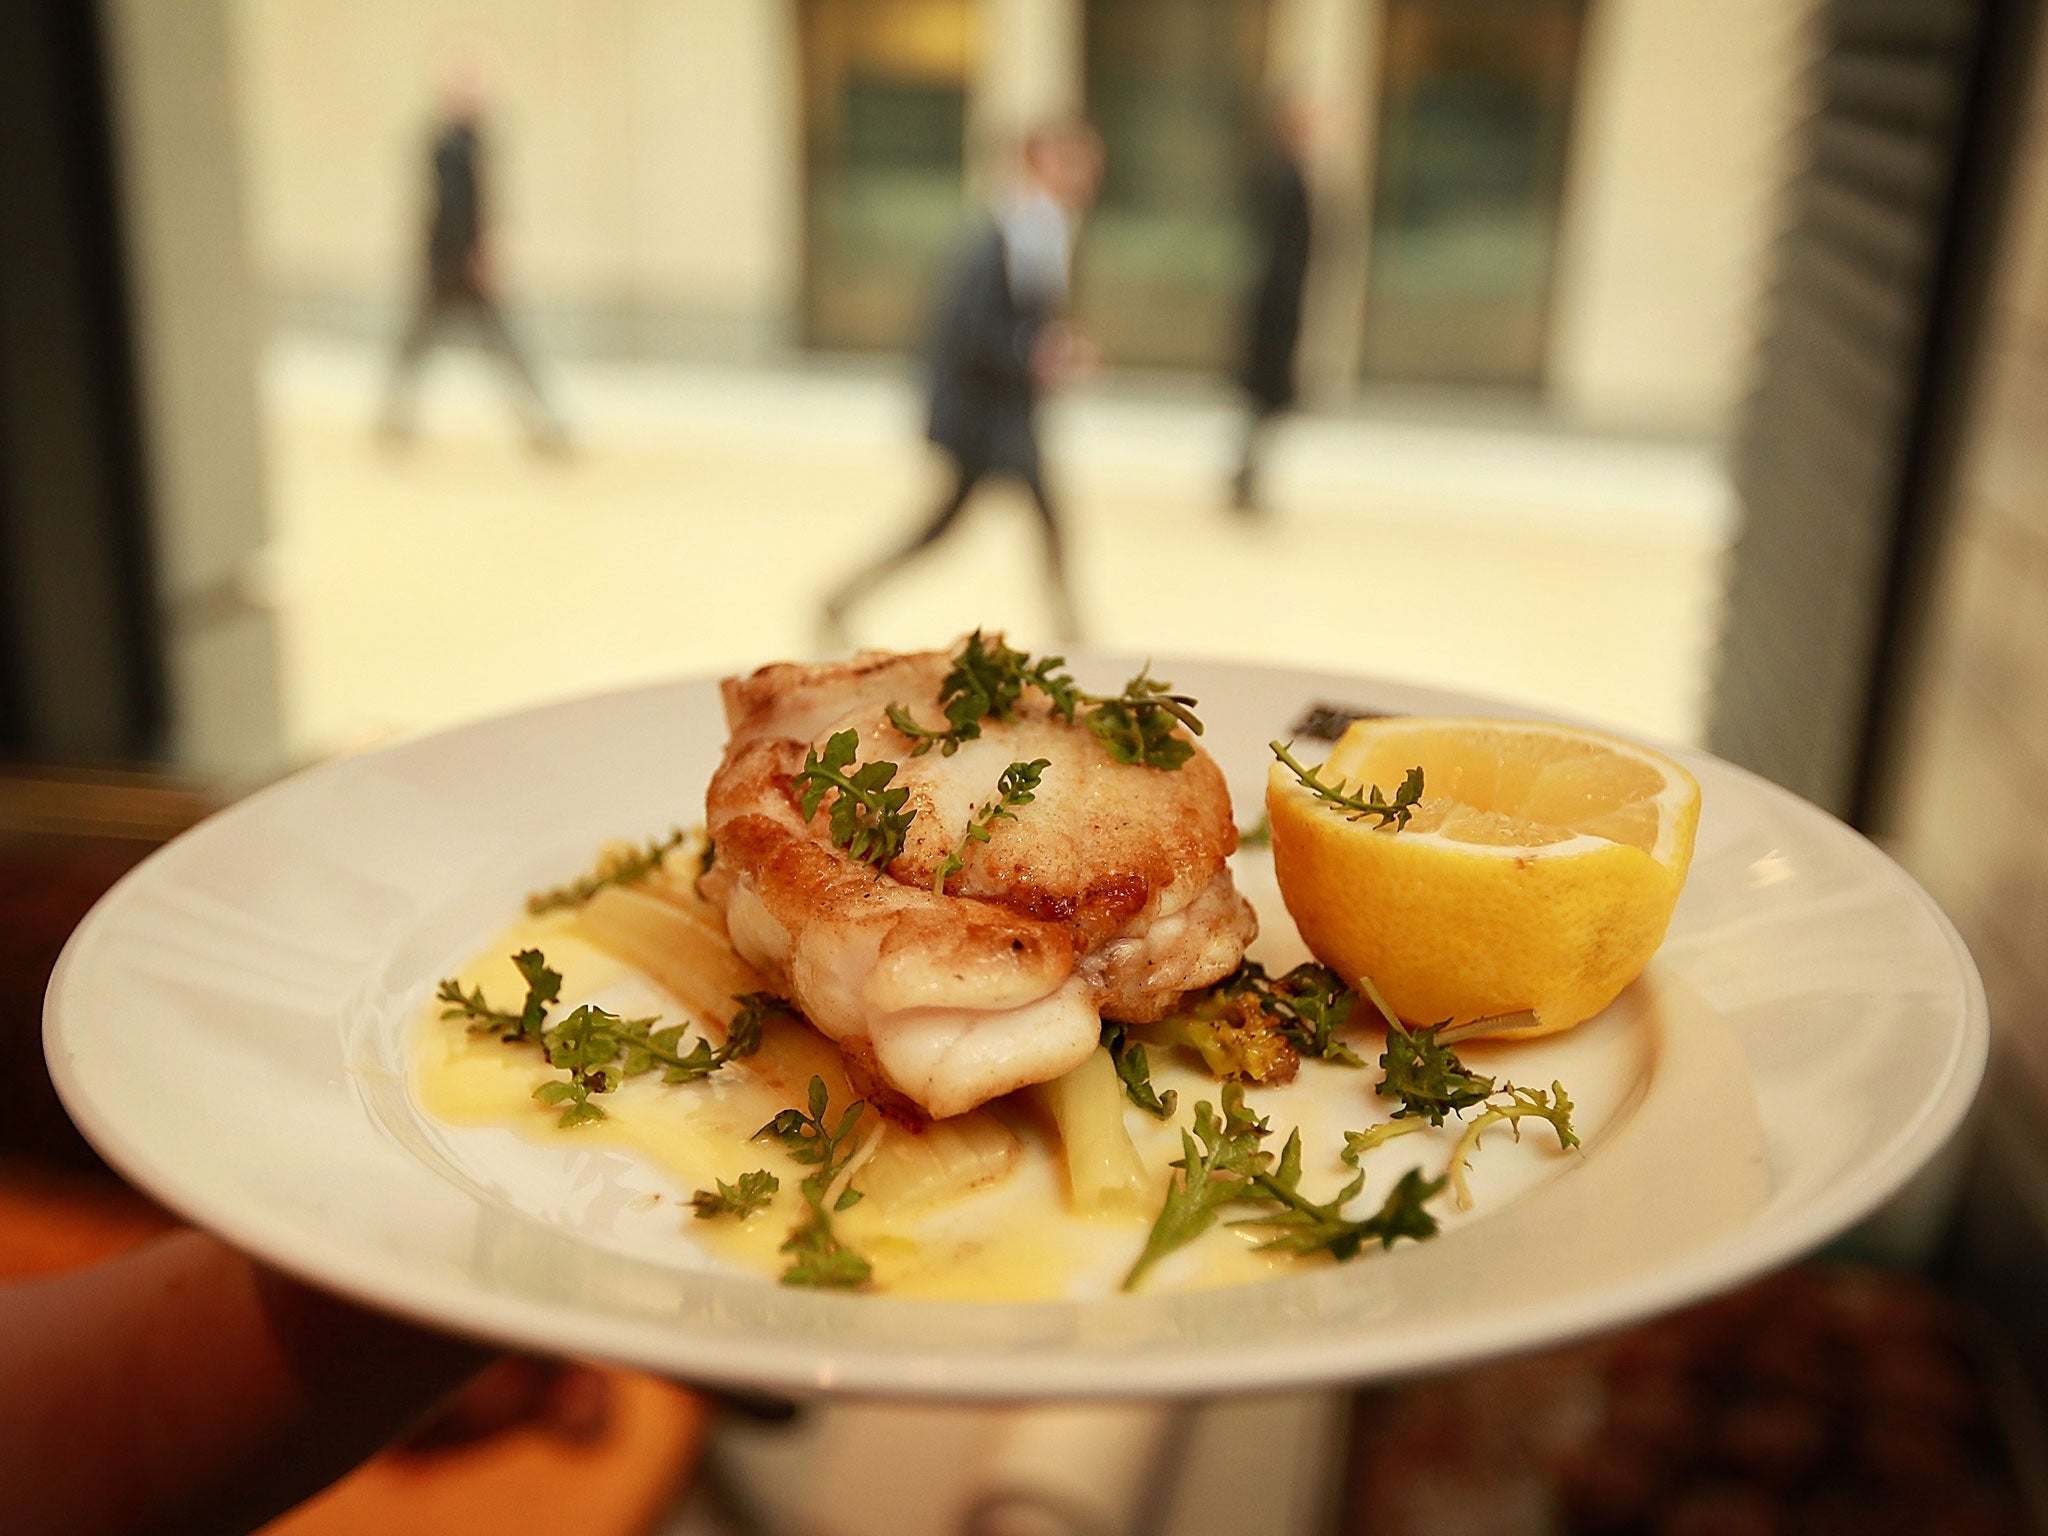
[1079,0,1270,370]
[1362,0,1585,388]
[799,0,975,353]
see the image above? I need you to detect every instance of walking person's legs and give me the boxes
[469,291,569,449]
[1230,401,1279,515]
[1022,468,1081,644]
[820,455,985,646]
[378,286,445,438]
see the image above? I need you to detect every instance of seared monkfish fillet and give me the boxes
[700,645,1256,1119]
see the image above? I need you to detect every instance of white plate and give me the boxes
[44,660,1986,1400]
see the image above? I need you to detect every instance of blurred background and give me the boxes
[4,0,2048,1531]
[60,0,1797,766]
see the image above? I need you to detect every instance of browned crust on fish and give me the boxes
[701,645,1257,1113]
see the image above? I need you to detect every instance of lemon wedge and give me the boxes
[1266,717,1700,1038]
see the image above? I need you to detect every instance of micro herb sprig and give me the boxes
[526,829,688,915]
[1445,1083,1578,1210]
[1237,813,1272,849]
[887,630,1078,756]
[436,952,779,1127]
[689,1169,780,1220]
[886,634,1202,770]
[1234,1132,1447,1261]
[753,1076,875,1289]
[1103,1023,1178,1119]
[1341,1118,1431,1164]
[1269,742,1423,828]
[437,948,562,1045]
[534,998,770,1126]
[933,758,1049,892]
[1376,1018,1497,1125]
[1123,1083,1271,1290]
[1263,962,1366,1066]
[1083,667,1202,770]
[790,729,914,870]
[1123,1084,1447,1289]
[1124,1064,1574,1285]
[1344,1025,1579,1200]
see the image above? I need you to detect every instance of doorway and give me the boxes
[799,0,975,353]
[1362,0,1585,388]
[1078,0,1271,371]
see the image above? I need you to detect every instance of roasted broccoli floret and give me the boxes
[1138,960,1371,1085]
[1139,967,1301,1085]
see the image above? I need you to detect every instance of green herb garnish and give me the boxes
[1235,1134,1447,1260]
[437,953,774,1127]
[526,829,688,915]
[1084,667,1202,770]
[726,991,798,1045]
[533,1001,767,1126]
[753,1076,874,1289]
[1237,813,1272,849]
[886,634,1201,770]
[1103,1024,1178,1119]
[887,630,1079,756]
[934,758,1049,892]
[1264,963,1366,1066]
[1123,1083,1446,1288]
[1377,1018,1496,1124]
[790,729,914,870]
[689,1169,780,1220]
[1123,1084,1273,1289]
[1269,742,1422,828]
[1446,1082,1578,1209]
[1148,961,1365,1077]
[437,948,562,1045]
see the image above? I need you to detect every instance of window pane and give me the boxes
[1363,0,1585,387]
[1079,0,1270,370]
[801,0,973,352]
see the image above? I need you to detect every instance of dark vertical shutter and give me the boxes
[1706,0,2028,823]
[0,2,164,765]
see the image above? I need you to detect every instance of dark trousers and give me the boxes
[1232,397,1284,513]
[826,452,1079,641]
[380,276,562,444]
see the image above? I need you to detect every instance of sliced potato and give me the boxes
[579,882,764,1030]
[861,1110,1023,1209]
[577,883,868,1133]
[744,1015,856,1107]
[1034,1047,1148,1214]
[637,830,723,924]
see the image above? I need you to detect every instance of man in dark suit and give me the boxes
[1231,102,1315,514]
[823,122,1103,645]
[379,77,566,450]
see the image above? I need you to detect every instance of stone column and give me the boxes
[971,0,1083,183]
[100,0,285,779]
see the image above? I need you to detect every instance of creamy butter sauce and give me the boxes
[414,916,1311,1299]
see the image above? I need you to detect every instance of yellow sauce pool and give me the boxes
[412,915,1295,1300]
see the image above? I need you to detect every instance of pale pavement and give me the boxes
[259,335,1732,762]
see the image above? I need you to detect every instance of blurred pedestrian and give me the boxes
[379,69,568,451]
[822,121,1104,647]
[1230,101,1314,515]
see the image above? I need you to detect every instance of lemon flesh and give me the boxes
[1266,718,1700,1037]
